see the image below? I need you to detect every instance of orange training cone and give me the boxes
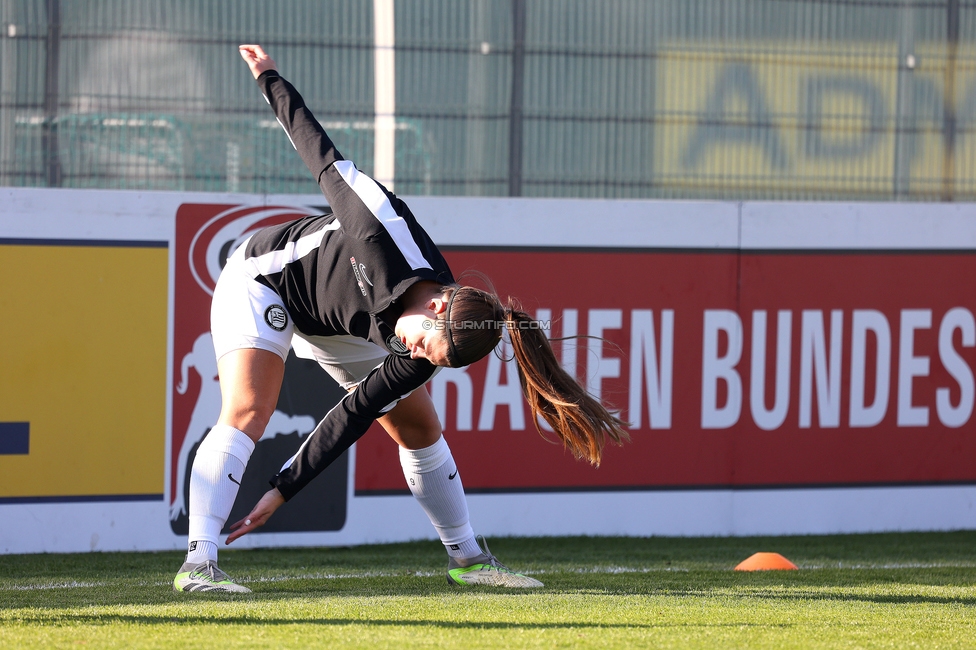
[734,552,799,571]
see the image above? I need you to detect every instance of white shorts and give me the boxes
[210,242,390,391]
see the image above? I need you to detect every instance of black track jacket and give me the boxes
[249,70,455,500]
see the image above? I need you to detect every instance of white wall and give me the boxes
[1,187,974,554]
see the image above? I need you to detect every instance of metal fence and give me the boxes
[1,0,974,200]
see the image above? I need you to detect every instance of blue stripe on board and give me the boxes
[0,493,164,505]
[0,422,29,454]
[0,238,167,248]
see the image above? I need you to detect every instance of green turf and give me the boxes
[2,532,975,649]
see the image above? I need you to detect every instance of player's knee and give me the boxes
[389,421,442,450]
[218,404,276,441]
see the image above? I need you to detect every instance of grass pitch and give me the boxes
[2,532,975,649]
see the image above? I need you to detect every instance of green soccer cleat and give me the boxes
[447,536,544,588]
[173,560,251,593]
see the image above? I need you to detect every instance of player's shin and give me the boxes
[398,435,482,560]
[185,424,255,563]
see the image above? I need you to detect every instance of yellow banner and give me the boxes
[0,244,167,498]
[907,44,976,198]
[655,42,976,198]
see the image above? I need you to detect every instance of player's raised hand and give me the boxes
[239,44,277,79]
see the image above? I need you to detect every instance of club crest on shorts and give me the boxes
[265,305,288,331]
[386,333,410,356]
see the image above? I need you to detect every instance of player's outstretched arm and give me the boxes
[225,487,285,544]
[239,44,277,79]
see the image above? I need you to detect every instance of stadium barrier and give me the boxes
[2,187,975,553]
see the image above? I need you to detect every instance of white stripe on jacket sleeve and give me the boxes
[334,159,433,271]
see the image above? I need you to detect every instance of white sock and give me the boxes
[186,424,255,564]
[185,540,218,565]
[399,436,481,559]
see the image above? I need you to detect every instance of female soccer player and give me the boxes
[173,45,628,593]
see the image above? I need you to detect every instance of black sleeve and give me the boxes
[256,70,345,185]
[256,70,400,241]
[269,355,438,501]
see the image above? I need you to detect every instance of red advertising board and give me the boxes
[171,203,348,535]
[353,249,976,494]
[169,202,976,499]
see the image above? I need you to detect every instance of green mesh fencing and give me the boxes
[1,0,975,201]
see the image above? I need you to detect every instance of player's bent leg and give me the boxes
[379,391,541,588]
[175,347,285,594]
[381,391,482,554]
